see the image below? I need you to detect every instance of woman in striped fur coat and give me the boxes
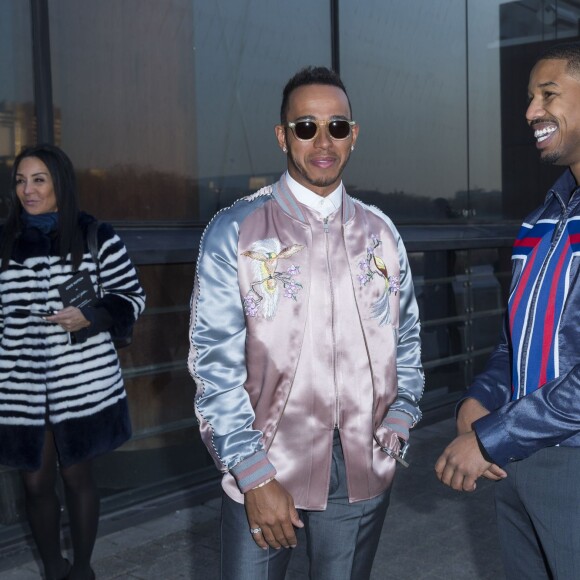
[0,144,145,580]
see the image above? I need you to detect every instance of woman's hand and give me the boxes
[45,307,90,332]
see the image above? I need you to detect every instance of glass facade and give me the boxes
[0,1,35,216]
[1,0,580,545]
[192,1,331,218]
[48,0,199,221]
[340,0,470,223]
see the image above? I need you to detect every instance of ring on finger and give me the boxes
[250,527,262,535]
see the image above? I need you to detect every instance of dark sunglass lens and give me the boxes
[329,121,351,139]
[294,121,318,140]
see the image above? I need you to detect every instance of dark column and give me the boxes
[30,0,54,144]
[330,0,340,74]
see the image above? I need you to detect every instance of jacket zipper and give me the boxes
[323,217,340,428]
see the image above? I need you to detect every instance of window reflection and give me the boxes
[500,0,580,45]
[192,0,331,219]
[339,0,469,223]
[0,1,34,219]
[48,0,199,221]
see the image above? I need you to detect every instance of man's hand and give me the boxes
[435,431,499,492]
[244,479,304,550]
[454,398,508,482]
[456,398,490,435]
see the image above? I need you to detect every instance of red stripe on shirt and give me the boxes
[510,243,541,332]
[539,238,570,386]
[514,237,542,248]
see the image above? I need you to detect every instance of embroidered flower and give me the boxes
[243,294,259,317]
[388,275,400,295]
[279,266,301,300]
[284,280,301,300]
[358,256,375,288]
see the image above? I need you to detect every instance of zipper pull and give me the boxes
[551,212,566,245]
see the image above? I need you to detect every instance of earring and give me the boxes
[283,147,287,153]
[351,146,354,151]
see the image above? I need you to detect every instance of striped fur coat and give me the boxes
[0,213,145,470]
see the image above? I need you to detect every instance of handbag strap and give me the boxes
[87,220,103,294]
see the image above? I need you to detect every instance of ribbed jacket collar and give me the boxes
[272,174,356,225]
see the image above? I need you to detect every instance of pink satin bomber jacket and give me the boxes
[188,176,424,509]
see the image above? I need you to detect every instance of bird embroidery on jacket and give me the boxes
[242,238,304,319]
[357,234,400,326]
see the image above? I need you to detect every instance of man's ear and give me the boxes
[275,124,287,152]
[350,123,360,149]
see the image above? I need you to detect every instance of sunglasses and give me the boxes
[286,119,356,141]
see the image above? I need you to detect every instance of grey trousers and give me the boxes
[495,446,580,580]
[220,432,391,580]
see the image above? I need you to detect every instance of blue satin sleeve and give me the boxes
[474,364,580,466]
[383,218,424,428]
[188,204,264,472]
[460,314,513,414]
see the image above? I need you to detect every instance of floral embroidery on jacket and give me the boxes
[242,238,304,319]
[358,234,400,326]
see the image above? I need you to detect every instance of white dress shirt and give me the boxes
[285,171,342,219]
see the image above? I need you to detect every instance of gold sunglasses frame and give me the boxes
[286,119,356,141]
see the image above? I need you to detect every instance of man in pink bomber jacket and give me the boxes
[188,66,424,580]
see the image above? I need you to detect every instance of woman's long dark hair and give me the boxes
[1,144,83,270]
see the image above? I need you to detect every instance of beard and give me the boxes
[287,149,351,190]
[540,150,562,165]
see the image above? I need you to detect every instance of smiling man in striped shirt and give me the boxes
[436,42,580,579]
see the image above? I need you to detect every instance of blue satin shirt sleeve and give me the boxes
[460,315,513,413]
[188,207,265,474]
[474,364,580,466]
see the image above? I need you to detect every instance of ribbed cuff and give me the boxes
[382,409,412,441]
[230,451,277,494]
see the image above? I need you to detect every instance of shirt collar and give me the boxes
[284,171,342,219]
[549,168,580,207]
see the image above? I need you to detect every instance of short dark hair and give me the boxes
[537,41,580,77]
[280,66,352,124]
[1,144,83,269]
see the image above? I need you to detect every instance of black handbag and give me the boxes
[87,221,133,349]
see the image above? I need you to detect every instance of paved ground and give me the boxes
[0,417,505,579]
